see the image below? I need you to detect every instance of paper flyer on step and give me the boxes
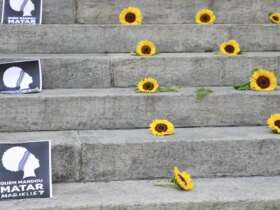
[0,141,52,201]
[1,0,43,24]
[0,60,42,94]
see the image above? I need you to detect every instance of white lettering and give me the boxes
[0,186,10,193]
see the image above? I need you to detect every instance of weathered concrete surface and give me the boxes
[77,0,280,24]
[1,176,280,210]
[111,52,280,87]
[0,0,75,23]
[80,127,280,181]
[43,0,75,23]
[0,24,278,53]
[0,131,80,182]
[0,87,279,131]
[0,54,111,89]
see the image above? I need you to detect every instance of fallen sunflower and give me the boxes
[155,166,194,191]
[136,40,157,56]
[173,167,194,191]
[250,69,277,91]
[267,114,280,134]
[219,40,241,56]
[269,13,280,24]
[195,8,216,25]
[119,7,143,25]
[149,119,175,136]
[137,77,159,93]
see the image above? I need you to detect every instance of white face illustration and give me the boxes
[2,146,40,179]
[9,0,35,16]
[3,66,33,90]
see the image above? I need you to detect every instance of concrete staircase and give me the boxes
[1,0,280,209]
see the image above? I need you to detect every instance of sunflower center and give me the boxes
[200,14,211,23]
[272,15,279,22]
[256,76,270,89]
[275,120,280,128]
[155,123,168,133]
[225,45,235,54]
[143,82,155,91]
[178,174,188,186]
[141,45,152,55]
[125,12,136,23]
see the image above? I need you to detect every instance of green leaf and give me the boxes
[234,82,250,91]
[195,88,213,101]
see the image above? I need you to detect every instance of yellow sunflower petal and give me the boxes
[119,7,143,25]
[136,40,157,56]
[219,40,241,56]
[267,113,280,134]
[250,69,278,91]
[149,119,175,136]
[137,77,159,93]
[173,167,194,191]
[269,13,280,24]
[195,8,216,25]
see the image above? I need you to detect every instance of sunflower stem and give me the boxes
[157,86,179,93]
[154,182,176,188]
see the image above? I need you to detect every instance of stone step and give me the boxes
[0,0,75,24]
[1,126,280,182]
[0,24,278,53]
[0,88,279,132]
[1,52,279,89]
[77,0,280,24]
[1,176,280,209]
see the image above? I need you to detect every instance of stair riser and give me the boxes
[1,53,278,89]
[77,0,280,24]
[0,25,278,53]
[0,56,111,89]
[112,53,280,87]
[0,0,75,24]
[0,0,279,25]
[0,89,279,131]
[81,138,280,182]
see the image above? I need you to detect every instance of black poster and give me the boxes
[1,0,42,24]
[0,60,42,94]
[0,141,52,201]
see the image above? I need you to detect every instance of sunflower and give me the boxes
[219,40,241,56]
[250,69,278,91]
[137,77,159,93]
[195,8,216,25]
[136,40,157,56]
[173,167,194,191]
[267,114,280,134]
[269,13,280,24]
[119,7,143,25]
[149,119,175,136]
